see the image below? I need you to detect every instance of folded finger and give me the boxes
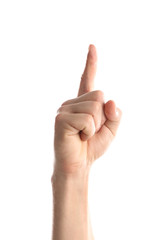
[62,90,104,106]
[58,101,106,132]
[55,112,96,141]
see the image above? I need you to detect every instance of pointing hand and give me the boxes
[54,45,122,175]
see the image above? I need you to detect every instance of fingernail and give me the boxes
[115,108,119,117]
[89,44,94,56]
[88,44,97,65]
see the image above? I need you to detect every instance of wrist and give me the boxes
[51,167,90,191]
[52,161,91,183]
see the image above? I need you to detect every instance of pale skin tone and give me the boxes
[51,44,122,240]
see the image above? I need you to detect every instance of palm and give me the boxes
[70,125,113,167]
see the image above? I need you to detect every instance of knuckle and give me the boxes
[57,106,62,113]
[61,101,68,106]
[57,105,67,113]
[61,99,71,106]
[94,90,104,102]
[55,113,64,123]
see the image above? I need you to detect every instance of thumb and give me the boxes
[77,44,97,97]
[104,100,122,137]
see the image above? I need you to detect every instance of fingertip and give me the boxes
[88,44,96,52]
[80,132,91,141]
[80,132,88,141]
[88,44,97,62]
[105,100,121,122]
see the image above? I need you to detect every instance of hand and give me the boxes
[53,44,122,175]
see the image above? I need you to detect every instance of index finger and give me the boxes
[77,44,97,97]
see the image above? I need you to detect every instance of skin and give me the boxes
[51,44,122,240]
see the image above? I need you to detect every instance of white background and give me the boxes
[0,0,157,239]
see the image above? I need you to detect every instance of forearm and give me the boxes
[51,168,93,240]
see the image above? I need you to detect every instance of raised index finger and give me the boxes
[77,44,97,97]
